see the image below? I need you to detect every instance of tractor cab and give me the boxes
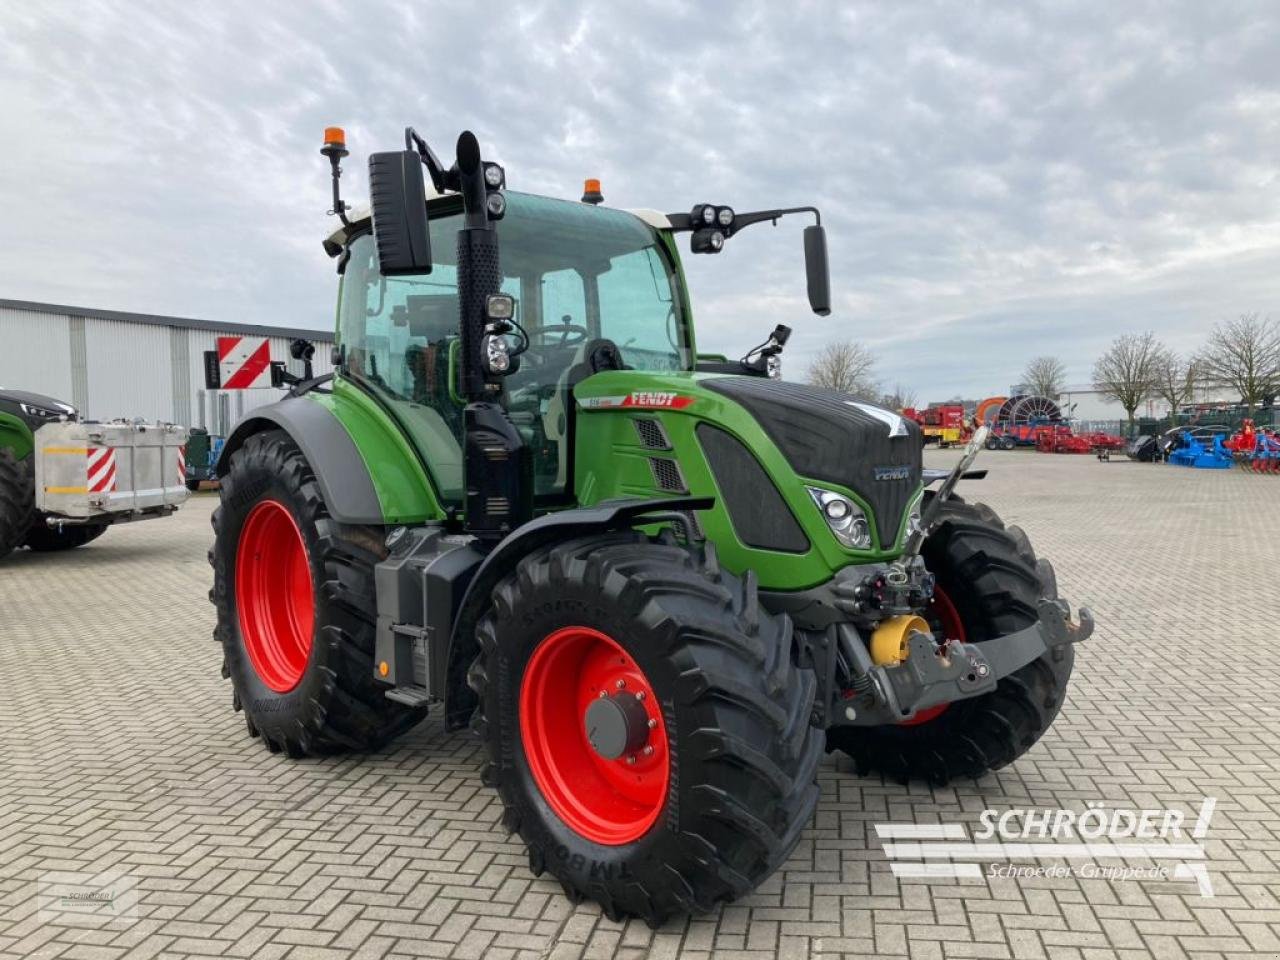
[334,192,692,504]
[320,126,829,537]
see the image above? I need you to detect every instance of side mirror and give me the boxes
[368,150,432,275]
[803,225,831,316]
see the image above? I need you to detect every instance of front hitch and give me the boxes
[834,598,1093,726]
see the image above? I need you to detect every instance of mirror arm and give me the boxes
[665,206,821,233]
[405,126,458,194]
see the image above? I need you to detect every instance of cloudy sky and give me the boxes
[2,1,1277,400]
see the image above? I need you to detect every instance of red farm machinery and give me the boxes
[1225,419,1280,473]
[902,404,971,447]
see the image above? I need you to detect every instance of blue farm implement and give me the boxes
[1166,431,1234,469]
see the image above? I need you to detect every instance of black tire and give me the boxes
[24,520,108,551]
[0,448,35,559]
[828,499,1073,785]
[209,429,426,755]
[1000,435,1017,450]
[471,532,823,924]
[984,435,1000,450]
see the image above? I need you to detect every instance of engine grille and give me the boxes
[648,457,687,493]
[696,423,809,553]
[633,417,671,450]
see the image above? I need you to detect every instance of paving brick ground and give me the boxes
[2,452,1278,960]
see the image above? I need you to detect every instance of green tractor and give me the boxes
[0,389,108,557]
[211,126,1092,923]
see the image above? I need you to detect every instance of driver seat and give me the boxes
[542,339,626,489]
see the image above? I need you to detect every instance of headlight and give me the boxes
[765,354,781,379]
[716,206,734,227]
[482,333,511,374]
[19,400,75,420]
[807,487,872,549]
[700,205,717,225]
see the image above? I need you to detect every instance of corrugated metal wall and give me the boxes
[0,304,334,433]
[0,306,75,401]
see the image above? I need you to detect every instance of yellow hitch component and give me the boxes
[870,614,931,665]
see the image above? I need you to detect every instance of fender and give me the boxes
[441,495,713,728]
[216,395,384,525]
[0,412,33,461]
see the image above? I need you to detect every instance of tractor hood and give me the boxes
[701,377,922,547]
[0,388,78,426]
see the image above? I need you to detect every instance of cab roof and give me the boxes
[323,197,674,255]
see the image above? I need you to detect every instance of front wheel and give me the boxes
[828,498,1074,784]
[209,429,426,755]
[0,449,35,559]
[470,533,823,924]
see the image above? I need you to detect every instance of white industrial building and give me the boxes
[0,298,334,436]
[1056,383,1169,422]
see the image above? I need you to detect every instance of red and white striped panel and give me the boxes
[217,335,272,389]
[87,447,118,494]
[177,447,186,487]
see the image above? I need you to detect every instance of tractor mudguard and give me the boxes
[442,495,712,728]
[0,411,34,461]
[922,467,986,484]
[217,395,384,525]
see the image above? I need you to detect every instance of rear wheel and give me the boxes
[828,499,1073,784]
[210,429,426,755]
[471,532,823,924]
[24,520,107,551]
[0,449,35,559]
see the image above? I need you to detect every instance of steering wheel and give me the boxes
[527,319,589,352]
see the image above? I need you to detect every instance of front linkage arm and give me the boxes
[834,598,1094,726]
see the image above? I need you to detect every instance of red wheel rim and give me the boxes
[901,585,967,726]
[519,626,669,845]
[235,500,315,693]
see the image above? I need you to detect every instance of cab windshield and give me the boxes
[338,192,691,502]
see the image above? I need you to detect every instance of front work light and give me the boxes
[483,333,511,374]
[691,228,725,254]
[716,206,734,227]
[485,293,515,322]
[807,487,873,549]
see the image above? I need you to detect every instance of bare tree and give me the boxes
[1092,332,1163,432]
[806,341,878,398]
[1195,313,1280,412]
[1152,352,1199,425]
[1022,356,1067,398]
[879,382,918,410]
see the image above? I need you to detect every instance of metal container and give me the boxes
[34,420,190,520]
